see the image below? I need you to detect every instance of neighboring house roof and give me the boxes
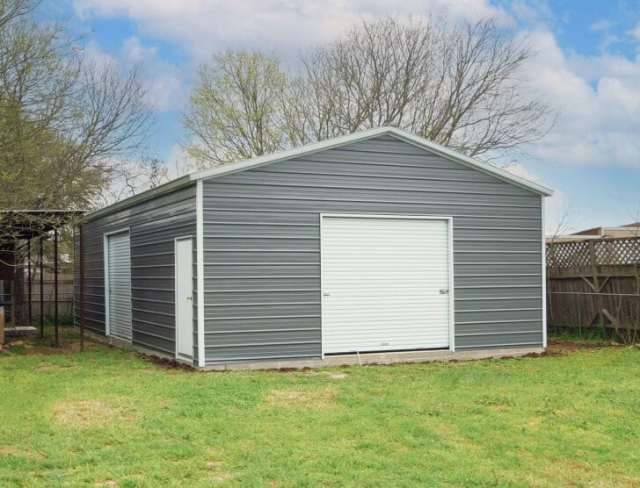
[87,126,553,221]
[572,223,640,237]
[549,222,640,242]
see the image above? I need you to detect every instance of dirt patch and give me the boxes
[0,445,45,460]
[35,363,77,372]
[323,371,348,380]
[204,448,234,483]
[52,399,136,429]
[264,387,337,410]
[5,339,99,356]
[488,404,509,413]
[527,417,542,430]
[140,353,195,371]
[547,340,616,356]
[95,481,118,488]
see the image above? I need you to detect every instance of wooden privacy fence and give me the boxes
[546,237,640,343]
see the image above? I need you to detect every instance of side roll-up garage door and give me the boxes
[321,215,452,354]
[106,231,132,341]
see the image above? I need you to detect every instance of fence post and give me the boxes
[54,227,59,346]
[39,236,44,338]
[588,240,601,327]
[0,306,4,346]
[79,223,85,352]
[589,240,599,289]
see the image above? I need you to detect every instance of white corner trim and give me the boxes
[319,214,325,360]
[448,217,456,352]
[196,180,206,367]
[173,235,195,362]
[541,197,548,349]
[189,127,553,197]
[103,233,110,337]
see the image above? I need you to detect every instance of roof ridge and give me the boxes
[189,127,553,197]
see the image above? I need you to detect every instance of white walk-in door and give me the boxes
[106,231,132,341]
[321,216,451,354]
[175,238,194,360]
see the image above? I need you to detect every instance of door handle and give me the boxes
[186,296,193,301]
[439,289,449,295]
[322,292,331,297]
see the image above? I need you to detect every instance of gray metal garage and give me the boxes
[75,127,553,368]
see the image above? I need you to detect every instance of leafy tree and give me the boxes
[184,51,288,166]
[0,0,151,212]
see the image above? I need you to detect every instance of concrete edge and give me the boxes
[78,329,545,372]
[202,347,546,371]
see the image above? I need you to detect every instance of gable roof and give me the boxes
[191,127,553,196]
[87,127,552,221]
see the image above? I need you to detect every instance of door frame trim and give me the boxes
[103,227,132,342]
[174,235,195,363]
[319,213,455,358]
[196,180,205,367]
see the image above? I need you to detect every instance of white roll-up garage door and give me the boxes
[106,231,132,341]
[321,215,451,354]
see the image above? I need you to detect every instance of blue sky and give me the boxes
[43,0,640,233]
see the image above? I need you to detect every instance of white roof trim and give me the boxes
[87,127,553,222]
[190,126,553,196]
[85,175,193,221]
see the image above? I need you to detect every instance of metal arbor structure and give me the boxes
[0,210,84,346]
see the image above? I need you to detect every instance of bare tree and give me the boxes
[97,156,170,207]
[184,51,288,166]
[0,0,32,30]
[293,17,553,157]
[185,17,553,166]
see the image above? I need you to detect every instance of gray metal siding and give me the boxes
[74,185,197,359]
[202,134,543,364]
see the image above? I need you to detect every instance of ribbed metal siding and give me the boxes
[74,185,198,359]
[106,231,132,341]
[201,134,543,364]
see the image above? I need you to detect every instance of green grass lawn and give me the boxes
[1,336,639,487]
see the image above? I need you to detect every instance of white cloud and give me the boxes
[502,162,568,234]
[83,39,118,69]
[74,0,511,60]
[75,1,640,173]
[510,0,556,26]
[590,19,613,32]
[81,36,185,112]
[166,143,195,178]
[121,36,185,111]
[122,35,156,63]
[629,22,640,41]
[519,30,640,168]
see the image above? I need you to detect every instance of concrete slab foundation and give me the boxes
[203,347,546,371]
[82,329,544,371]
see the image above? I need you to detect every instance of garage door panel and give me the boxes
[322,216,451,354]
[106,231,132,341]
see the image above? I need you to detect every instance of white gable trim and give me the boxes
[86,127,552,222]
[190,127,553,196]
